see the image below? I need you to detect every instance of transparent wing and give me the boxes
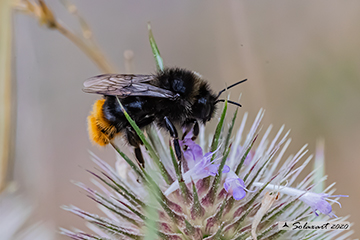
[83,74,175,98]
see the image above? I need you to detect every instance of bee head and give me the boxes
[192,84,217,124]
[192,78,248,124]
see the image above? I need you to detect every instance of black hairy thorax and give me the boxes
[153,68,200,123]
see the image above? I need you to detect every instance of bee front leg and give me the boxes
[192,120,199,141]
[182,119,199,141]
[164,116,182,161]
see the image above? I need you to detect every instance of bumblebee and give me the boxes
[83,68,246,166]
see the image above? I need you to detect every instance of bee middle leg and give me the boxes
[125,115,155,168]
[182,119,199,141]
[125,127,145,167]
[164,116,182,161]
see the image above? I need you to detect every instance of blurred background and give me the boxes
[4,0,360,239]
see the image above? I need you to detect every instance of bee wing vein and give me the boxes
[83,74,175,98]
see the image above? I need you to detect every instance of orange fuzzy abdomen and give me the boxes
[87,99,118,146]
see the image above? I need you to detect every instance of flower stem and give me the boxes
[55,22,115,73]
[14,1,116,74]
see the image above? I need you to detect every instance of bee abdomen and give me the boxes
[87,99,119,146]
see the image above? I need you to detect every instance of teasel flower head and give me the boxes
[61,105,353,240]
[61,24,352,240]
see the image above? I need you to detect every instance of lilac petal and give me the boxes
[236,178,245,187]
[223,171,247,200]
[195,165,211,177]
[298,192,348,218]
[183,151,194,162]
[165,139,230,196]
[326,195,349,208]
[185,156,219,183]
[258,183,349,218]
[180,138,198,151]
[316,200,332,215]
[182,128,194,140]
[224,181,230,192]
[195,157,208,169]
[181,139,204,169]
[244,150,254,165]
[190,144,203,162]
[183,152,197,169]
[206,164,219,176]
[204,152,214,160]
[233,187,246,200]
[222,165,230,173]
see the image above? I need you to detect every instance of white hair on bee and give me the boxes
[191,71,203,79]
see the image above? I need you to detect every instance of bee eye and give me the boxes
[198,98,207,105]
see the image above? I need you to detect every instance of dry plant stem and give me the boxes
[0,0,13,193]
[55,22,115,73]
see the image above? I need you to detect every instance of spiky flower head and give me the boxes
[61,106,351,240]
[61,24,351,240]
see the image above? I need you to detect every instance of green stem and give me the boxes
[148,22,164,71]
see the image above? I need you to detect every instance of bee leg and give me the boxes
[125,116,155,168]
[182,119,194,140]
[134,147,144,168]
[182,119,199,141]
[125,127,145,168]
[191,120,199,141]
[164,116,182,161]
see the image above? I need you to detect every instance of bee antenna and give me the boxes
[216,79,247,99]
[215,99,242,107]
